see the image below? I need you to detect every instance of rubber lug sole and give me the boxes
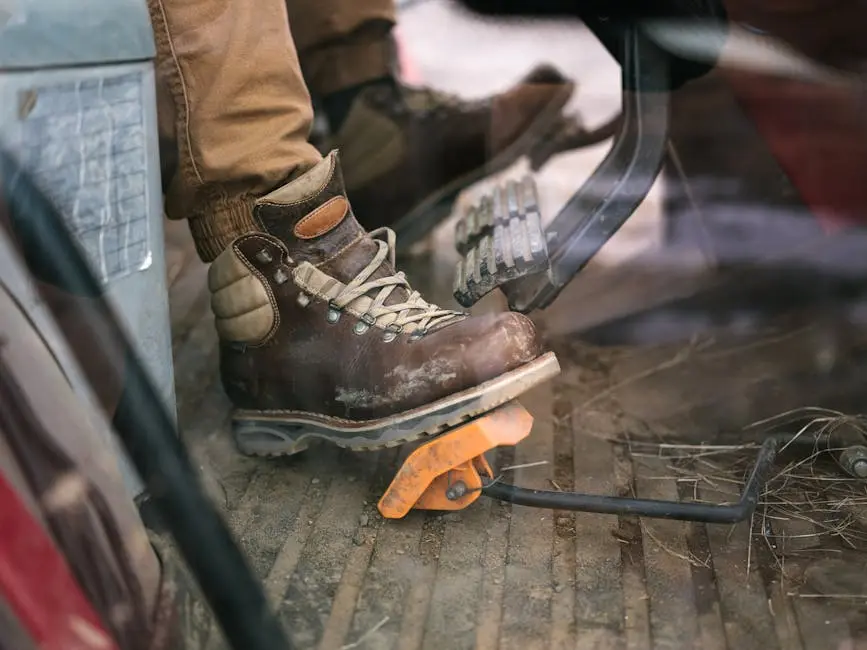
[232,351,560,457]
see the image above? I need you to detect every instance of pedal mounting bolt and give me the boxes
[445,481,468,500]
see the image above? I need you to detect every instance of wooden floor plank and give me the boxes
[634,457,701,650]
[551,391,577,650]
[570,391,626,650]
[679,482,727,650]
[499,384,556,650]
[423,504,491,650]
[278,450,383,649]
[474,481,512,650]
[702,481,778,650]
[613,445,652,650]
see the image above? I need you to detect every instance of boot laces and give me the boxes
[329,227,464,334]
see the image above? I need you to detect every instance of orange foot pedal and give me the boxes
[377,401,534,519]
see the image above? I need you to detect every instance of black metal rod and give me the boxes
[483,437,778,523]
[504,26,671,313]
[0,149,293,650]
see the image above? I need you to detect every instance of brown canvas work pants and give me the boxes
[150,0,397,262]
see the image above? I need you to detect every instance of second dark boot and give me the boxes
[326,65,576,246]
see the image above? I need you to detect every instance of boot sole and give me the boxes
[391,82,576,252]
[232,351,559,457]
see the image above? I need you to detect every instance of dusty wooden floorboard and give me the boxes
[767,580,805,650]
[397,513,441,650]
[499,384,556,650]
[350,511,426,649]
[702,484,777,650]
[264,479,328,606]
[169,330,867,650]
[678,481,726,650]
[172,309,220,433]
[474,476,512,650]
[422,495,491,650]
[569,368,626,650]
[614,445,653,650]
[166,249,867,650]
[792,595,855,650]
[229,460,315,580]
[551,391,577,650]
[280,450,377,649]
[635,457,701,650]
[777,495,860,650]
[317,449,398,650]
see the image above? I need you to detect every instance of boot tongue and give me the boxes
[253,150,408,304]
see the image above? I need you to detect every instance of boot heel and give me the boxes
[232,419,312,458]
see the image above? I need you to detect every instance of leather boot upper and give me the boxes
[209,151,543,420]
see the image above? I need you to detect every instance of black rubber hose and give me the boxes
[0,149,294,650]
[483,437,778,524]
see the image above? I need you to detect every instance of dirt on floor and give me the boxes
[158,4,867,646]
[165,216,867,649]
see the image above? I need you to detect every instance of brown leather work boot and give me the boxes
[208,150,560,456]
[327,65,575,248]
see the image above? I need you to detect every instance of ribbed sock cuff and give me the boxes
[186,196,260,263]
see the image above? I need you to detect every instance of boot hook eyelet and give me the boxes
[273,267,290,285]
[408,328,428,342]
[382,323,403,343]
[326,300,342,324]
[354,312,376,335]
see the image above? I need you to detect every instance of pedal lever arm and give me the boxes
[482,438,778,524]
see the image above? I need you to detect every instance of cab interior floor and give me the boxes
[163,3,867,648]
[168,240,867,650]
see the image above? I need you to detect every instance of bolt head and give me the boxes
[445,480,468,500]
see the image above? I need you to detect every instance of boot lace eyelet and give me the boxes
[273,267,289,285]
[353,313,376,335]
[326,300,342,323]
[382,324,403,343]
[408,328,428,342]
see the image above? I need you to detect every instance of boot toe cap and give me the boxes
[490,311,544,368]
[451,311,544,384]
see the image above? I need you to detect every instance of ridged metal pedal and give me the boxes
[453,176,550,308]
